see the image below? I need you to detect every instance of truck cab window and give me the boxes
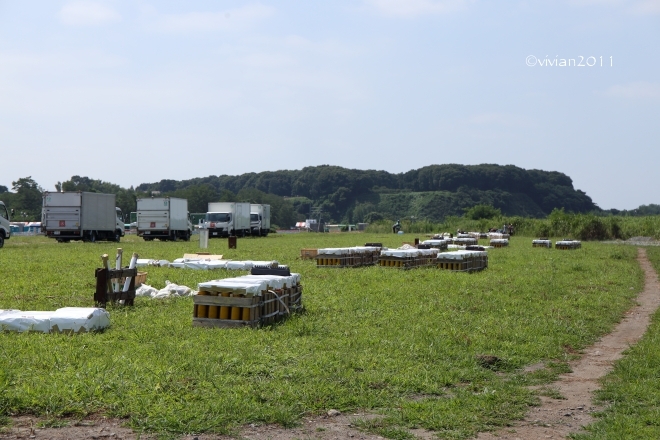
[0,206,7,220]
[206,213,231,222]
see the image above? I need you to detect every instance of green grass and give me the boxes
[0,233,644,438]
[573,246,660,440]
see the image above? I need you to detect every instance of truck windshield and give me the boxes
[207,213,231,222]
[0,204,8,220]
[250,214,259,222]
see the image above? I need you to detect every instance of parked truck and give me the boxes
[204,202,250,238]
[0,201,10,248]
[250,204,271,236]
[42,192,125,243]
[136,197,192,241]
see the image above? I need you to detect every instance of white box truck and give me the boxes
[204,202,250,238]
[42,192,125,243]
[0,201,10,248]
[136,197,192,241]
[250,204,271,236]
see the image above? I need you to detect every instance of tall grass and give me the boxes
[366,212,660,241]
[0,234,644,439]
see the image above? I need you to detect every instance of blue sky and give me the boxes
[1,0,658,210]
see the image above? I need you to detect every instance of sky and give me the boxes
[0,0,658,210]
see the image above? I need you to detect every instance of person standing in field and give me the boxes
[392,219,401,234]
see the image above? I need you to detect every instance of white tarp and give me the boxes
[0,308,110,333]
[557,240,581,246]
[488,233,510,239]
[317,247,380,256]
[490,239,509,244]
[136,259,170,267]
[50,308,111,333]
[198,278,268,295]
[437,250,488,261]
[422,239,448,246]
[135,282,196,299]
[241,274,296,290]
[380,248,438,258]
[166,258,279,271]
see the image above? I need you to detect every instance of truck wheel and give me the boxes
[113,231,121,242]
[185,231,191,241]
[0,236,4,248]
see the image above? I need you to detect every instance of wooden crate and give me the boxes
[300,248,318,260]
[193,285,303,328]
[193,289,262,328]
[289,285,303,311]
[378,256,436,269]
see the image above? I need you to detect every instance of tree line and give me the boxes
[2,165,657,226]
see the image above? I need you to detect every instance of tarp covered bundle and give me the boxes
[532,239,552,248]
[379,247,439,269]
[193,273,303,328]
[437,250,488,272]
[0,308,110,333]
[490,238,509,247]
[136,256,281,271]
[421,239,449,251]
[316,246,381,267]
[556,240,581,250]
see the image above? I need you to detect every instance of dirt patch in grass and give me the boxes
[0,412,389,440]
[476,247,660,440]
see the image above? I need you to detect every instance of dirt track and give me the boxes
[3,248,659,440]
[476,247,660,439]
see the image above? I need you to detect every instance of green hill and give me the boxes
[136,164,598,223]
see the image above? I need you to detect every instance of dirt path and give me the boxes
[476,247,660,440]
[3,248,659,440]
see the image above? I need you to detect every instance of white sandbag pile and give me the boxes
[0,307,110,333]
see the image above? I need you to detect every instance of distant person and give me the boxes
[392,219,401,234]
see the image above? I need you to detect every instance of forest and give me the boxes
[2,164,658,227]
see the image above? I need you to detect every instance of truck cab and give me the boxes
[250,212,261,236]
[205,212,233,238]
[115,208,125,239]
[0,201,10,248]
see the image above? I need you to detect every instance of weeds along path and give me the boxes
[476,247,660,440]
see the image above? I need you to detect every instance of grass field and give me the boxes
[572,246,660,440]
[0,233,645,439]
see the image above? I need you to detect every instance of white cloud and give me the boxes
[604,82,660,99]
[154,4,274,32]
[568,0,660,14]
[630,0,660,14]
[59,1,121,26]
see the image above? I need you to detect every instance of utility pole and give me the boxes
[311,206,323,232]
